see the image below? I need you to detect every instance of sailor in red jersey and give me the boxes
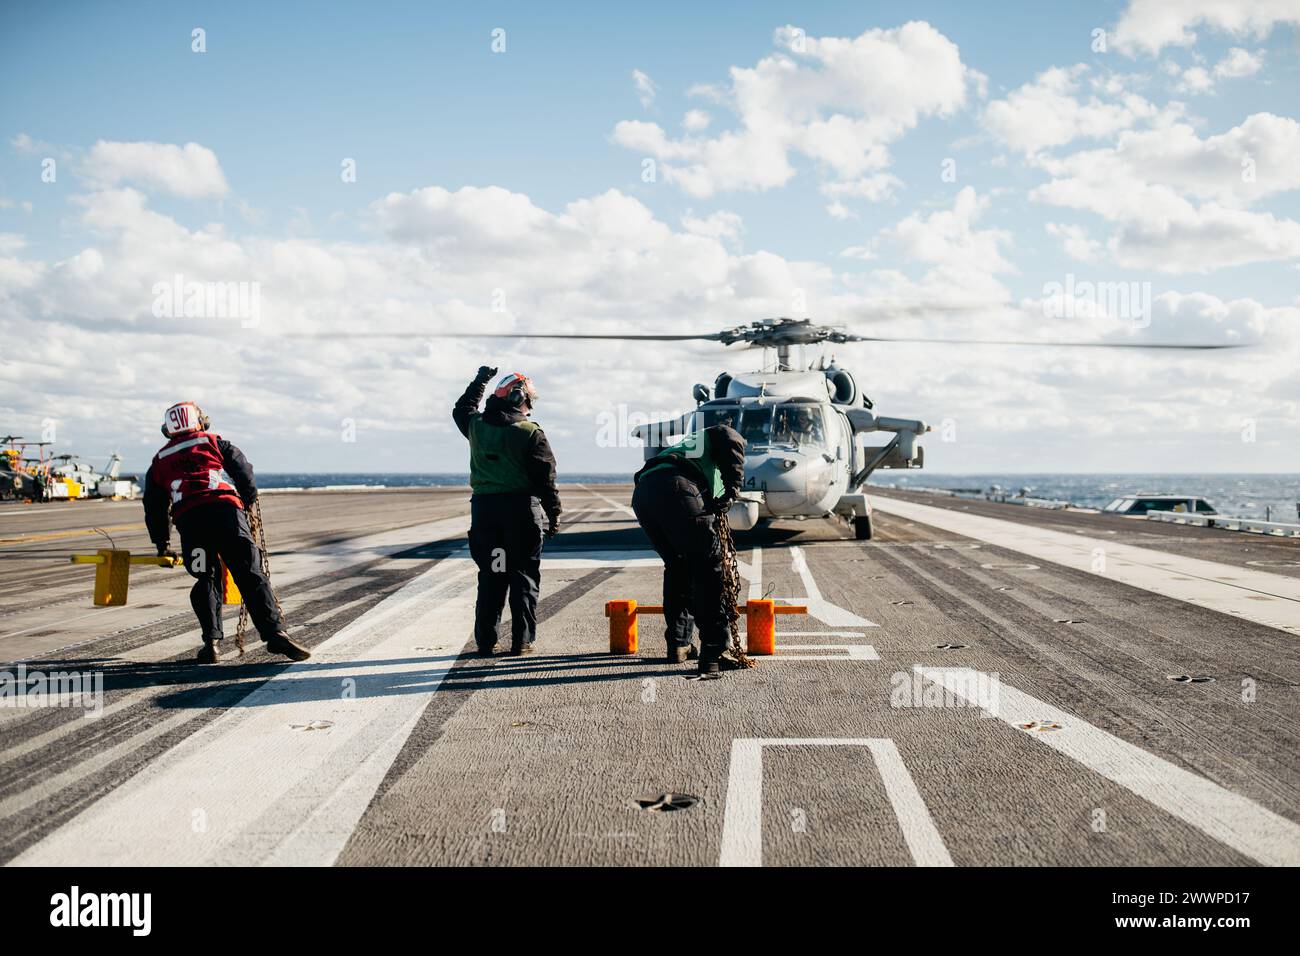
[142,402,310,663]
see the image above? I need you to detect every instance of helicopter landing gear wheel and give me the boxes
[853,515,873,540]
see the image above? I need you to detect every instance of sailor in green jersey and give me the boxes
[632,423,746,673]
[453,367,563,656]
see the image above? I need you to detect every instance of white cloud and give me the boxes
[1045,222,1103,262]
[11,132,53,154]
[680,209,744,245]
[1213,46,1266,78]
[1105,206,1300,272]
[823,188,1019,314]
[632,69,657,108]
[1030,113,1300,271]
[82,141,230,198]
[612,21,979,205]
[820,173,903,218]
[0,176,859,468]
[885,187,1014,275]
[1113,0,1300,56]
[1174,47,1264,93]
[983,65,1165,155]
[682,109,711,132]
[3,140,1297,472]
[1037,113,1300,209]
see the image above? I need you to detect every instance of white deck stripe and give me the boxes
[719,738,951,867]
[916,667,1300,867]
[867,738,955,867]
[543,551,660,567]
[13,560,478,866]
[575,484,636,518]
[788,547,878,627]
[872,497,1300,632]
[719,739,764,867]
[772,644,880,660]
[738,546,763,601]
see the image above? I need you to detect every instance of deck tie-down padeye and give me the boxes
[603,598,808,656]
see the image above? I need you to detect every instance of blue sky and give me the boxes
[2,0,1299,474]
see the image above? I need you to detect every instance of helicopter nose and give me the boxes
[749,454,804,494]
[756,451,835,509]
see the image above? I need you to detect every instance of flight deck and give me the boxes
[1,485,1296,866]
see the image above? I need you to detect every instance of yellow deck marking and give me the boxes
[0,522,147,545]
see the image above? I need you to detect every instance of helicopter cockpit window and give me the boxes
[737,407,772,447]
[692,407,740,432]
[770,404,828,448]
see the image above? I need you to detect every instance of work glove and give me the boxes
[708,494,736,516]
[475,365,499,383]
[545,515,560,538]
[157,544,179,562]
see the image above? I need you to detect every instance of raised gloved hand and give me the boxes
[476,365,499,383]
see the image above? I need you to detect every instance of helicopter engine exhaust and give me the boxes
[826,367,857,405]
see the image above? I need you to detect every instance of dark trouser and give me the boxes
[176,502,283,643]
[467,493,545,650]
[631,469,728,658]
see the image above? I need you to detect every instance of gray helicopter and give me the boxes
[440,316,1239,539]
[624,325,928,539]
[299,315,1240,539]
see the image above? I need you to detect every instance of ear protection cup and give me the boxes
[492,373,537,408]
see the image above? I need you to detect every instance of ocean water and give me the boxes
[258,473,629,489]
[259,471,1298,520]
[870,473,1300,521]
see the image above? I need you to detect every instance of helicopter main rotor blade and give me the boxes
[285,331,728,342]
[836,334,1242,350]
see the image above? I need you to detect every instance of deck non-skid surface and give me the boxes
[1,486,1297,866]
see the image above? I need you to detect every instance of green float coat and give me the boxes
[469,414,539,494]
[638,429,726,500]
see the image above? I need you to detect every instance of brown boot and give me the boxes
[264,631,311,661]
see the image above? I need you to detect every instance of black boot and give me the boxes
[697,643,738,675]
[264,631,311,661]
[507,641,535,656]
[195,639,221,664]
[666,643,699,664]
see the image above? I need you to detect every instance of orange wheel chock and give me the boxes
[746,599,777,656]
[605,599,639,654]
[605,597,807,657]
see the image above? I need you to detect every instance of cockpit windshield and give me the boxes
[737,407,770,447]
[694,407,740,431]
[770,404,827,448]
[692,403,829,450]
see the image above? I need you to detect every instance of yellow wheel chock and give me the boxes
[68,549,239,607]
